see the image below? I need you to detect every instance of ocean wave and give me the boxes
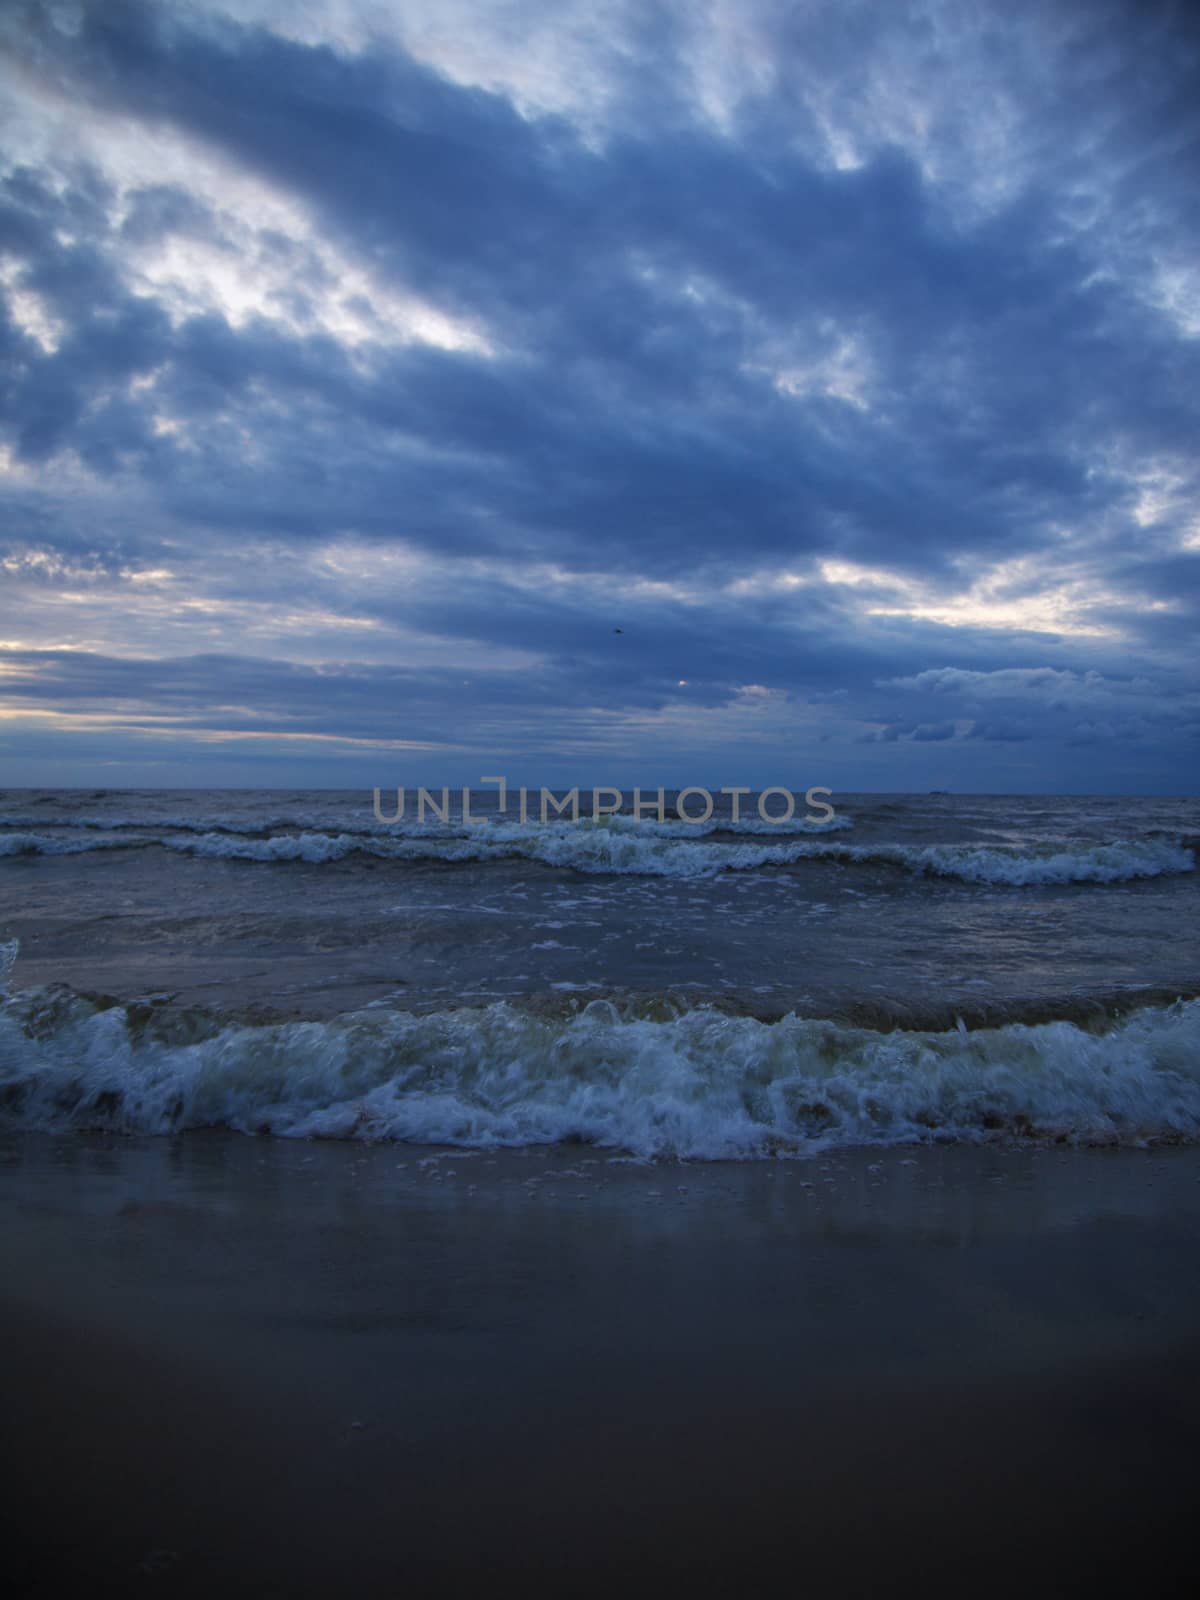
[0,818,1192,883]
[1,988,1197,1157]
[160,827,1195,883]
[0,809,854,839]
[0,812,347,834]
[828,837,1197,886]
[0,831,149,857]
[159,824,822,874]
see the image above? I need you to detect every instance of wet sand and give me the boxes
[3,1134,1200,1593]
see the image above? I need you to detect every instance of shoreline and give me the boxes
[4,1134,1200,1591]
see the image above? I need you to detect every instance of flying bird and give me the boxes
[612,627,623,634]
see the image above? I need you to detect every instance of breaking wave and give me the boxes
[1,987,1197,1157]
[826,837,1196,886]
[0,816,1193,883]
[145,828,1199,883]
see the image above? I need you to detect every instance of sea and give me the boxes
[1,787,1197,1159]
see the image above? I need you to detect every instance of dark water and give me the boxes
[1,789,1197,1155]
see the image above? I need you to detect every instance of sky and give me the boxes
[0,0,1197,793]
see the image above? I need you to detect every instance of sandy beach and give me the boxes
[4,1132,1199,1593]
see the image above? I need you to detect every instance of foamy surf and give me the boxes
[823,837,1197,886]
[2,988,1197,1158]
[2,804,1193,883]
[131,828,1200,883]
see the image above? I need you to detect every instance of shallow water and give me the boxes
[1,789,1197,1155]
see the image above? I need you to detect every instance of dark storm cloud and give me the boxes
[5,2,1196,567]
[0,0,1197,786]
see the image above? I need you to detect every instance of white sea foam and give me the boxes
[1,990,1198,1157]
[0,816,1192,883]
[157,827,1194,883]
[826,837,1197,886]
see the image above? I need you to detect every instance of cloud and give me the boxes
[886,668,1150,706]
[0,0,1197,788]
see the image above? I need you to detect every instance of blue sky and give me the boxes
[0,0,1197,792]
